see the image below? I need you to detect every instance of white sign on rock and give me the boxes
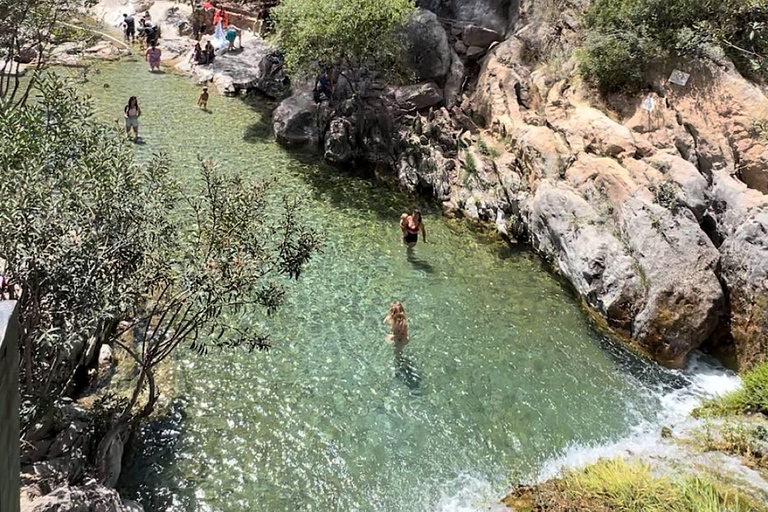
[642,96,655,112]
[669,69,690,86]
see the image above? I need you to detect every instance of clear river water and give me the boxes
[64,60,735,511]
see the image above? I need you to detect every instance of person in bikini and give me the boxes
[400,208,427,249]
[384,302,409,357]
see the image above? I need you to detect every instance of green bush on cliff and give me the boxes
[578,0,768,93]
[272,0,416,78]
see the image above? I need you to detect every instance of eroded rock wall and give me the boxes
[271,2,768,369]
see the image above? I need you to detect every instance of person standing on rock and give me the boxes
[191,5,207,41]
[124,96,141,141]
[122,14,135,43]
[145,43,162,72]
[213,5,229,27]
[400,208,428,249]
[225,26,238,51]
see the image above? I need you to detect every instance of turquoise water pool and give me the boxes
[67,60,665,511]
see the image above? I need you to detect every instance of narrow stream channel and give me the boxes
[62,60,724,511]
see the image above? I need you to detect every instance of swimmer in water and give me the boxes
[384,302,409,356]
[400,208,427,250]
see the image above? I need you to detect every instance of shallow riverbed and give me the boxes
[67,60,688,511]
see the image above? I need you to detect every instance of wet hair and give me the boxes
[412,208,422,223]
[388,302,407,327]
[127,96,138,108]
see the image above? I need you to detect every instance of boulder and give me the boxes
[444,50,466,109]
[23,481,129,512]
[324,118,354,164]
[256,52,291,100]
[529,182,644,331]
[720,211,768,370]
[122,500,144,512]
[619,198,723,367]
[273,93,319,147]
[462,24,504,47]
[395,82,443,111]
[406,9,451,80]
[449,0,519,34]
[98,345,113,367]
[466,46,486,60]
[183,38,289,98]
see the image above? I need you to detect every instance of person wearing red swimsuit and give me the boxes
[400,208,427,249]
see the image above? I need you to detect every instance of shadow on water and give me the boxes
[395,354,422,393]
[117,398,196,512]
[239,96,279,144]
[406,251,435,275]
[296,162,436,223]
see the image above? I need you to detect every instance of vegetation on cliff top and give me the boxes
[505,458,764,512]
[272,0,415,77]
[578,0,768,93]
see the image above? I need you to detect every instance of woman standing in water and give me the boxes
[145,43,162,72]
[400,208,427,249]
[384,302,409,356]
[124,96,141,140]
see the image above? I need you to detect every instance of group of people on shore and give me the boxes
[120,2,242,75]
[117,2,243,138]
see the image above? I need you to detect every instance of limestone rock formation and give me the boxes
[22,481,136,512]
[449,0,519,34]
[407,9,452,80]
[395,82,444,111]
[268,0,768,368]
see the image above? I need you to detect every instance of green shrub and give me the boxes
[578,0,768,92]
[577,30,649,93]
[465,151,477,174]
[651,182,679,210]
[477,138,501,159]
[272,0,416,77]
[556,458,759,512]
[695,363,768,417]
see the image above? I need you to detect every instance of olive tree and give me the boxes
[0,76,321,472]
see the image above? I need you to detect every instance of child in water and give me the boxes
[384,302,409,356]
[198,87,209,110]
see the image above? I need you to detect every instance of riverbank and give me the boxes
[503,362,768,511]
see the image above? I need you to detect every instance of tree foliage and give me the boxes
[272,0,416,77]
[578,0,768,93]
[0,75,321,440]
[0,0,93,107]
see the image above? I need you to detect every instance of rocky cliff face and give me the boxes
[271,2,768,369]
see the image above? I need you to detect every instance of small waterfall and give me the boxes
[439,352,741,511]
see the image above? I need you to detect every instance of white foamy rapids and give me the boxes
[536,351,741,483]
[436,473,509,512]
